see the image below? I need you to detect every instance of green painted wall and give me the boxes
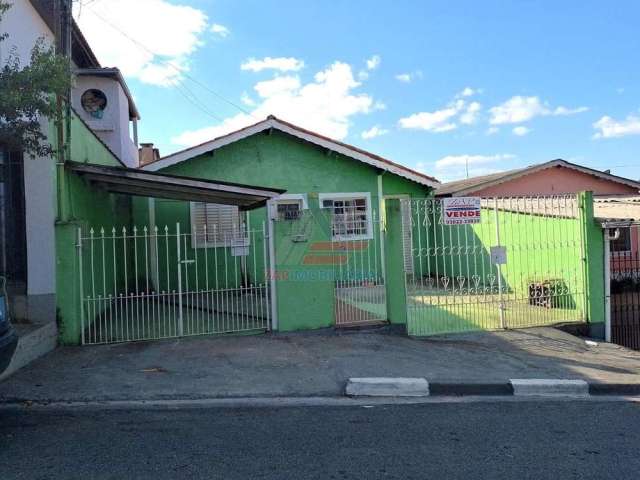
[407,197,591,336]
[55,111,132,344]
[141,130,432,331]
[384,199,408,325]
[579,191,606,331]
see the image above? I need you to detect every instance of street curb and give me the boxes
[345,378,430,397]
[589,383,640,396]
[429,382,514,396]
[510,379,589,397]
[2,380,640,407]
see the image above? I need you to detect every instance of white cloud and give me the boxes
[399,106,459,132]
[593,114,640,139]
[240,91,256,107]
[553,106,589,116]
[489,96,548,124]
[254,76,301,98]
[366,55,381,70]
[361,126,389,139]
[73,0,208,86]
[172,61,375,146]
[460,101,481,125]
[399,94,481,132]
[240,56,305,73]
[486,126,499,135]
[435,154,515,169]
[432,154,516,182]
[458,87,476,97]
[395,71,423,83]
[512,126,530,136]
[358,71,369,81]
[489,96,588,125]
[210,23,230,38]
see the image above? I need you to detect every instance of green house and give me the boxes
[133,116,438,335]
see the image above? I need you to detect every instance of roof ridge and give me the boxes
[145,116,439,186]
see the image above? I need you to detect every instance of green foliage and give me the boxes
[0,0,72,158]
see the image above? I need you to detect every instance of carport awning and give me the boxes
[66,161,285,210]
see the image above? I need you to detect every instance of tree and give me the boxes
[0,0,72,158]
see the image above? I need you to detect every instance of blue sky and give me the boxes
[75,0,640,182]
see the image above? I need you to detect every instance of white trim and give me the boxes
[277,193,309,209]
[268,193,308,220]
[319,192,374,241]
[143,118,438,188]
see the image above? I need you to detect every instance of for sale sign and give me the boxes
[442,197,482,225]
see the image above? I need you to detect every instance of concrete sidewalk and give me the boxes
[1,327,640,403]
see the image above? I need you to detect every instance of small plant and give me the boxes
[0,0,72,158]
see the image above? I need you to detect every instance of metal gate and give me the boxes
[403,195,586,336]
[77,222,271,344]
[608,224,640,350]
[331,209,386,327]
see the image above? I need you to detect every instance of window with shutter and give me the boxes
[190,202,248,248]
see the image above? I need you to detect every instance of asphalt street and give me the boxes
[2,400,640,479]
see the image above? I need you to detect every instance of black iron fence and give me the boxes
[610,248,640,350]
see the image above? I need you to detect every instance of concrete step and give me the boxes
[0,322,57,381]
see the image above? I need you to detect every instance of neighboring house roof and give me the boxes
[435,159,640,196]
[76,67,140,120]
[594,195,640,226]
[143,116,439,188]
[28,0,101,68]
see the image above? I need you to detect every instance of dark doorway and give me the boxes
[0,150,27,292]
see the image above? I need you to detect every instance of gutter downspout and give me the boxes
[603,227,620,343]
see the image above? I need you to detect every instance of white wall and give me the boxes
[1,0,56,296]
[0,0,54,65]
[72,76,138,167]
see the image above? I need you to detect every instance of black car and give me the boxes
[0,279,17,374]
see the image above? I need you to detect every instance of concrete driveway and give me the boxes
[1,327,640,402]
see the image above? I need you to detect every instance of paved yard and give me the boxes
[1,327,640,402]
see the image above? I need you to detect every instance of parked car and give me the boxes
[0,277,17,374]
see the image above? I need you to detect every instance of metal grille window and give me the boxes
[320,193,372,241]
[611,227,632,253]
[190,202,248,247]
[276,201,302,221]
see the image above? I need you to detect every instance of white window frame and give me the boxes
[190,202,249,249]
[268,193,309,220]
[319,192,373,241]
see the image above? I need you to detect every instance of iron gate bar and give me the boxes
[78,222,271,345]
[404,195,586,336]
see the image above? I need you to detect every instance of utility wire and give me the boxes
[84,5,255,119]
